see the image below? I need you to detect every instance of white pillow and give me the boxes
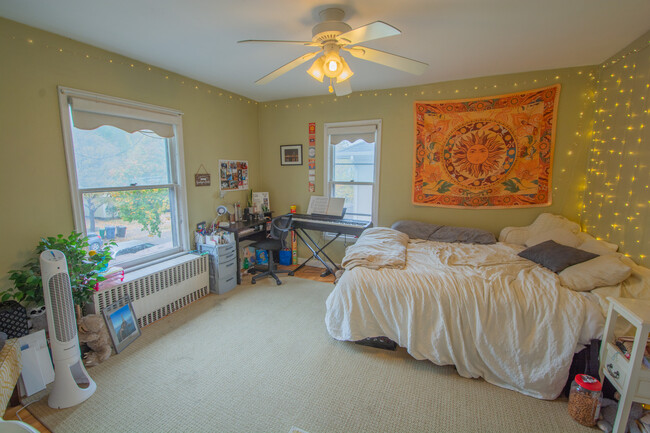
[525,228,581,248]
[528,213,581,235]
[499,226,530,245]
[576,232,619,255]
[559,255,632,292]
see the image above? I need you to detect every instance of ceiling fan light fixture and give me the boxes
[336,57,354,83]
[306,56,325,82]
[323,53,342,78]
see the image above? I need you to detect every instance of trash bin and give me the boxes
[105,226,116,240]
[116,226,127,238]
[99,228,106,237]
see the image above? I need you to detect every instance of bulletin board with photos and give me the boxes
[219,160,249,191]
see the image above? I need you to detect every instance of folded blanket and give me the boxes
[341,227,409,270]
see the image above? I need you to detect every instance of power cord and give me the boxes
[14,397,42,422]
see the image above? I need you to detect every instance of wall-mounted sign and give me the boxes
[195,173,211,186]
[194,164,211,186]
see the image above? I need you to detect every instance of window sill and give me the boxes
[122,250,188,273]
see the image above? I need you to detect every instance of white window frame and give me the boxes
[323,119,381,228]
[57,86,190,270]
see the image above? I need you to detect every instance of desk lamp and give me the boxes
[209,205,230,231]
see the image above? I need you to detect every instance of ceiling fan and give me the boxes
[238,8,428,96]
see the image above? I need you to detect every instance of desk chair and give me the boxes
[251,214,293,285]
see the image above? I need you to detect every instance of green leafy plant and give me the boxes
[2,232,114,315]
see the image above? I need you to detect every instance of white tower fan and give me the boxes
[40,249,96,408]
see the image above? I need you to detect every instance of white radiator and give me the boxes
[90,254,209,328]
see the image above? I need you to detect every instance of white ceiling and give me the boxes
[1,0,649,102]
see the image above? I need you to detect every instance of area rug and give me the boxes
[28,277,593,433]
[413,85,560,208]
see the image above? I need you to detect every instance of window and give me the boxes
[58,87,189,269]
[324,120,381,225]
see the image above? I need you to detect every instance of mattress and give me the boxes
[325,239,604,399]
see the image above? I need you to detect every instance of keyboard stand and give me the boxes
[289,228,341,278]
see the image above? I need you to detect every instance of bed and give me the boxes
[325,214,649,400]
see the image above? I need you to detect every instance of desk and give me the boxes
[219,216,271,284]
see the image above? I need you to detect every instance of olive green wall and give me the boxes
[6,15,639,283]
[0,18,259,287]
[259,67,597,262]
[581,29,650,267]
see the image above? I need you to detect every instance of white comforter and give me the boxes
[325,239,603,399]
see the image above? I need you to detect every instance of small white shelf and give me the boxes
[599,297,650,433]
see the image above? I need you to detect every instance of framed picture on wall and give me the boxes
[280,144,303,166]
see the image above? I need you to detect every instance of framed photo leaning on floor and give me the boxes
[102,295,141,353]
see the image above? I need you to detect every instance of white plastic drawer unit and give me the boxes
[198,242,238,295]
[218,258,237,278]
[217,274,237,294]
[217,243,236,261]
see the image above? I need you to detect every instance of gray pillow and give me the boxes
[518,240,598,273]
[391,220,443,240]
[430,226,496,245]
[391,220,496,244]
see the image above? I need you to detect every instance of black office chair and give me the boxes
[251,214,293,285]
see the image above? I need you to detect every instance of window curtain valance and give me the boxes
[69,97,179,138]
[329,124,376,145]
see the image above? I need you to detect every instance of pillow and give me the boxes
[391,220,496,244]
[430,226,496,245]
[498,213,581,246]
[528,213,581,235]
[518,240,598,273]
[559,255,632,292]
[499,226,530,245]
[391,220,442,240]
[525,228,581,248]
[576,232,619,255]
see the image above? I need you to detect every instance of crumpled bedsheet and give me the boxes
[326,239,603,400]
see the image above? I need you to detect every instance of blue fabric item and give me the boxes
[279,249,292,266]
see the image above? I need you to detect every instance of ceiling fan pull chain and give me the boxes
[328,77,334,93]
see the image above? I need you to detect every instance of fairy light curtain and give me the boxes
[581,33,650,267]
[413,85,560,208]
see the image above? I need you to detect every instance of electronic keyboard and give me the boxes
[292,214,372,237]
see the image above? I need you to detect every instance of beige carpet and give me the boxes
[29,277,593,433]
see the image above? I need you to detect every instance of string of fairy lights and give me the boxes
[0,28,258,106]
[5,23,648,263]
[581,36,650,265]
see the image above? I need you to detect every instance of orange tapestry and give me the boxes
[413,85,560,208]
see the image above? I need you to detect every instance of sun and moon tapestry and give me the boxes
[413,85,560,208]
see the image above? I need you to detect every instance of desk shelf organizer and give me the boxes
[198,233,237,295]
[598,297,650,433]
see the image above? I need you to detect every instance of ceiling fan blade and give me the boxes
[336,21,400,46]
[343,46,428,75]
[238,39,320,47]
[255,51,320,85]
[333,80,352,97]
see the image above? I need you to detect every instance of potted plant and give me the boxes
[1,232,114,322]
